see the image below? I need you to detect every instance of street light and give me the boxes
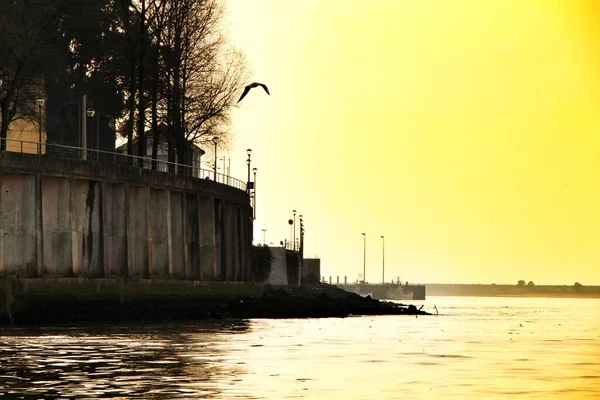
[246,149,252,194]
[85,109,100,159]
[212,136,218,180]
[361,233,366,283]
[293,210,297,251]
[299,215,304,256]
[36,98,45,155]
[381,235,385,284]
[252,167,257,219]
[87,109,95,160]
[288,218,293,248]
[261,228,267,245]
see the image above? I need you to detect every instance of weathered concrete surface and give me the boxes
[1,174,36,276]
[266,247,288,285]
[0,152,252,282]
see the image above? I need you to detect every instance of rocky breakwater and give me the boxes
[1,281,429,325]
[227,284,430,319]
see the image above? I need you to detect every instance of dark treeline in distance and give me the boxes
[0,0,247,170]
[426,283,600,298]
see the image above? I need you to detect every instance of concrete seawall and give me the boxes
[0,152,252,281]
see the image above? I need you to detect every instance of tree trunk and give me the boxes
[151,84,159,170]
[136,0,146,168]
[172,21,184,174]
[0,100,9,151]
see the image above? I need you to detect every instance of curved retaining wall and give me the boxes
[0,152,252,281]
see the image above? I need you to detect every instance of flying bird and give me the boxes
[238,82,270,103]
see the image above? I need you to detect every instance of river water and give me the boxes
[0,296,598,399]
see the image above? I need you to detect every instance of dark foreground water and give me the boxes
[0,296,598,399]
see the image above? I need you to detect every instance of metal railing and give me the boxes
[1,137,247,192]
[284,239,300,252]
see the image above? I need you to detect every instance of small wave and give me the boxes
[428,354,472,359]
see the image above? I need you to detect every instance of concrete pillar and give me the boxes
[101,181,109,277]
[182,193,189,278]
[196,195,204,280]
[146,186,154,276]
[238,207,247,282]
[0,168,4,275]
[212,198,218,279]
[166,189,174,276]
[69,178,80,275]
[185,194,199,279]
[223,201,235,280]
[87,181,103,277]
[170,191,184,277]
[124,183,133,277]
[131,185,148,277]
[41,177,72,276]
[35,173,44,276]
[232,206,241,281]
[198,196,215,280]
[104,183,127,276]
[214,199,222,279]
[150,188,169,276]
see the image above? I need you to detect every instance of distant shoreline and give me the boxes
[424,283,600,299]
[426,293,600,299]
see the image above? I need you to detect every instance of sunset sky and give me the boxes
[223,0,600,285]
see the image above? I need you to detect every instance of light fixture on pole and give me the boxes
[212,136,218,180]
[252,167,257,219]
[95,111,100,159]
[288,218,293,248]
[381,235,385,284]
[246,149,252,194]
[87,109,95,159]
[299,215,304,257]
[36,98,45,155]
[261,228,267,245]
[361,233,366,283]
[292,210,297,251]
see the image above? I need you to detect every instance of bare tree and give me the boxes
[0,1,53,150]
[160,0,248,172]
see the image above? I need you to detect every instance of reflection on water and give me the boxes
[0,321,251,399]
[0,297,599,399]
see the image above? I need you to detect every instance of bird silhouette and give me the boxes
[238,82,270,103]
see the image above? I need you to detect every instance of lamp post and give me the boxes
[95,111,100,159]
[361,233,366,283]
[87,109,95,159]
[36,98,45,155]
[261,228,267,245]
[381,235,385,284]
[252,167,257,219]
[292,210,297,251]
[246,149,252,194]
[212,136,218,180]
[299,215,304,255]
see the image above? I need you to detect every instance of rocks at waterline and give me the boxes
[1,283,429,325]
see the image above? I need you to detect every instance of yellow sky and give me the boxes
[224,0,600,285]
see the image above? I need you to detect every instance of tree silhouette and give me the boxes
[1,0,248,166]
